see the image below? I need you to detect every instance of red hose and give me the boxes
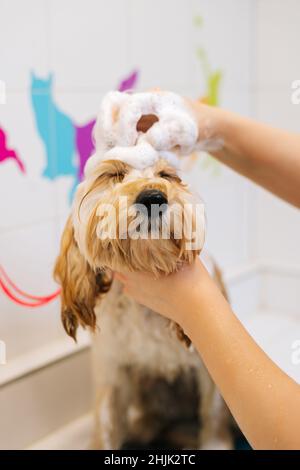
[0,264,61,307]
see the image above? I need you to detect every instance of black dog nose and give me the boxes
[135,190,168,216]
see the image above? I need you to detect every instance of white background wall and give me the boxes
[255,0,300,268]
[0,0,256,366]
[0,0,300,449]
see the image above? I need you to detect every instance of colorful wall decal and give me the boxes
[194,15,223,175]
[0,127,25,173]
[194,15,223,107]
[31,73,76,181]
[197,46,222,107]
[75,119,96,182]
[74,70,139,182]
[31,70,139,200]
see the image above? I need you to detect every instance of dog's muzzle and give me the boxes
[135,189,168,217]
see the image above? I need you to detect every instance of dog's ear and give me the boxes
[54,217,111,340]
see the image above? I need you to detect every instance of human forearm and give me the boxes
[181,263,300,449]
[96,90,300,207]
[117,261,300,449]
[193,103,300,207]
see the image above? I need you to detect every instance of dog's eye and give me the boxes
[105,171,126,183]
[158,171,181,183]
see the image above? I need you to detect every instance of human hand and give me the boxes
[114,258,215,327]
[93,90,221,156]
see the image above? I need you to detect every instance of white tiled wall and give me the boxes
[0,0,254,365]
[1,0,300,449]
[255,0,300,266]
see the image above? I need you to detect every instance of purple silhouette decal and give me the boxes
[1,70,138,203]
[75,119,96,181]
[118,69,139,92]
[0,127,25,173]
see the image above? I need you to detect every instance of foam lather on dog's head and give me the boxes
[85,138,181,177]
[85,90,200,176]
[101,139,158,170]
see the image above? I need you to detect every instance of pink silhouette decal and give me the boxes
[75,70,139,181]
[0,127,25,173]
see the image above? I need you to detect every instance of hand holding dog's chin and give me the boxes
[114,258,214,328]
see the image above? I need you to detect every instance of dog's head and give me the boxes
[54,149,205,340]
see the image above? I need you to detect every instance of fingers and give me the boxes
[94,91,128,150]
[114,272,139,302]
[114,272,130,298]
[122,92,198,153]
[114,269,146,282]
[94,90,199,156]
[114,272,127,283]
[96,91,161,149]
[145,111,198,154]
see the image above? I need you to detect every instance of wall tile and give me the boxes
[48,0,129,92]
[0,92,57,229]
[0,220,64,359]
[189,0,255,94]
[0,0,49,91]
[257,0,300,88]
[127,0,193,92]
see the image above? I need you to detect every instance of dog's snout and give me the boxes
[135,190,168,216]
